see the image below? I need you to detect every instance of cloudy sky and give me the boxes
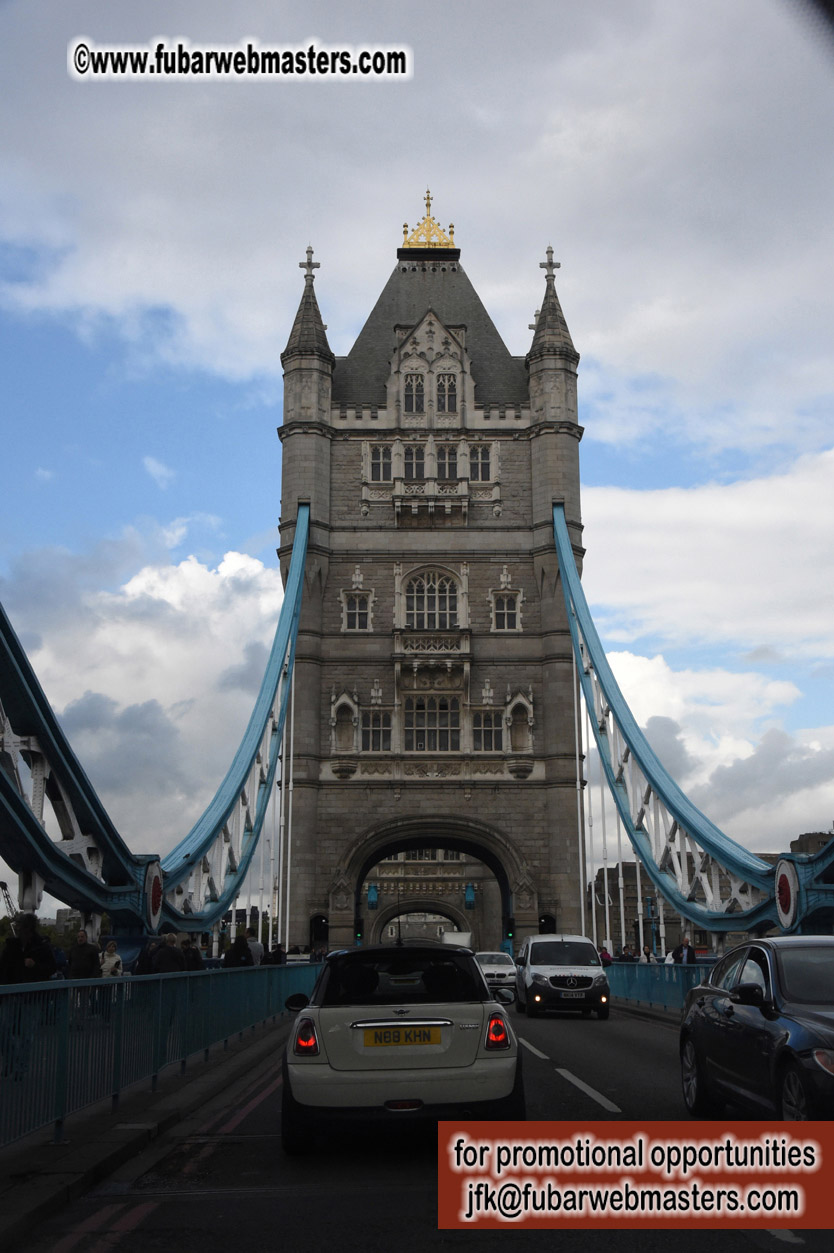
[1,0,833,915]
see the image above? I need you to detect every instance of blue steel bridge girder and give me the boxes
[0,504,310,932]
[552,503,834,936]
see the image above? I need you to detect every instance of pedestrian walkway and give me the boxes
[0,1016,293,1250]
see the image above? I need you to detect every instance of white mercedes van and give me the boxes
[515,934,610,1019]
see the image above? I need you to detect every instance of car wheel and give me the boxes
[515,990,526,1013]
[596,1006,609,1020]
[281,1081,314,1155]
[779,1063,813,1121]
[680,1036,722,1116]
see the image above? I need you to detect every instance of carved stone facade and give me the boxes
[278,206,585,950]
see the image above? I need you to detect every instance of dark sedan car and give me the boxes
[680,936,834,1120]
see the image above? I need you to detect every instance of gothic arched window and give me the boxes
[405,571,458,630]
[404,445,425,481]
[437,445,458,480]
[404,374,425,414]
[470,445,491,481]
[436,373,457,414]
[494,594,518,630]
[371,446,392,482]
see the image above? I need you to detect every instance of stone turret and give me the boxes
[280,246,334,534]
[526,245,582,531]
[525,247,584,790]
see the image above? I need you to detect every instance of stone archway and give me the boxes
[369,896,470,946]
[326,814,537,949]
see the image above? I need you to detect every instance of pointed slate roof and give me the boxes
[526,245,579,365]
[331,255,528,407]
[281,247,334,366]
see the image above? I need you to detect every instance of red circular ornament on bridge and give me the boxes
[775,858,799,932]
[144,861,164,932]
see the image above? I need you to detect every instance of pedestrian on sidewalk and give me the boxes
[67,929,102,979]
[153,933,186,973]
[100,940,123,977]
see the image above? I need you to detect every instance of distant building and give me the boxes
[791,828,834,857]
[55,907,84,935]
[588,825,834,954]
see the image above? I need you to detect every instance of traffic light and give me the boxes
[504,916,515,940]
[354,915,364,943]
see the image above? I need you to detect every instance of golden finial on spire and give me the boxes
[402,190,456,249]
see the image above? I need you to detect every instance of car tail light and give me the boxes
[813,1049,834,1076]
[293,1017,320,1056]
[485,1013,511,1050]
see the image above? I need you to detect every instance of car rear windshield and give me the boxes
[316,950,488,1006]
[529,941,601,967]
[477,953,513,965]
[776,947,834,1004]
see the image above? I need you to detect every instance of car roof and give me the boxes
[528,934,597,944]
[325,941,475,960]
[737,936,834,949]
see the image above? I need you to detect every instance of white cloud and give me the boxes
[577,449,834,854]
[0,1,832,460]
[607,651,800,766]
[582,662,834,863]
[143,455,175,489]
[158,513,223,549]
[582,448,834,659]
[9,545,284,857]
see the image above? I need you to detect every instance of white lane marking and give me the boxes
[519,1038,550,1061]
[763,1233,804,1246]
[555,1067,622,1113]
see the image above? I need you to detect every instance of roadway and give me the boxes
[15,1004,827,1253]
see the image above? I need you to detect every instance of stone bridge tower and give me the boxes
[278,197,584,951]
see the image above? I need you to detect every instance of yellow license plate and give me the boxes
[364,1027,441,1047]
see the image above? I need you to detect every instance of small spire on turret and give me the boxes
[281,244,334,366]
[526,243,578,365]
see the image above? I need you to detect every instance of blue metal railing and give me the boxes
[606,962,709,1012]
[0,964,319,1147]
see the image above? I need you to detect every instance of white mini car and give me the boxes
[282,943,523,1152]
[515,934,610,1019]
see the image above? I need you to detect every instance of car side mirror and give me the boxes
[730,982,765,1008]
[493,987,514,1005]
[285,992,310,1012]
